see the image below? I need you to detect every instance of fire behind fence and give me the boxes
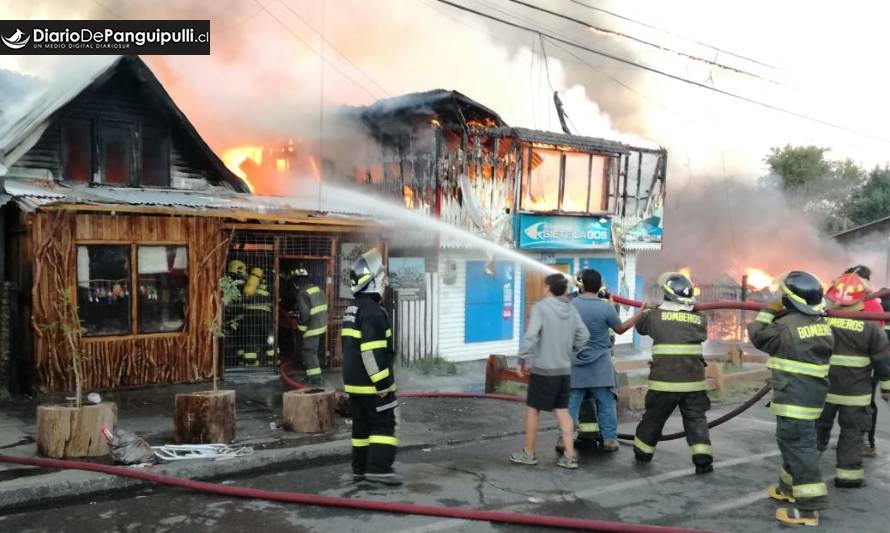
[646,276,775,342]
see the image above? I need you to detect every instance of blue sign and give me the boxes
[518,214,612,250]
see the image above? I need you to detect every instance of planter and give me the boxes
[282,387,335,433]
[36,402,118,458]
[173,390,236,444]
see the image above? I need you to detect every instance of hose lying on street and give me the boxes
[0,453,717,533]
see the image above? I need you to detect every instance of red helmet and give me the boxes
[825,273,868,306]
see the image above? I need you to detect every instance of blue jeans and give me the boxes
[567,387,618,441]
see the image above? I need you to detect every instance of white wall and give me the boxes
[436,250,522,362]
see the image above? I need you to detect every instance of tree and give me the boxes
[764,145,865,232]
[843,165,890,226]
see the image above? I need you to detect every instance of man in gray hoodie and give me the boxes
[511,273,590,469]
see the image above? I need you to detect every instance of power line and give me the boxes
[505,0,779,84]
[278,0,391,97]
[435,0,890,145]
[252,0,379,100]
[568,0,777,71]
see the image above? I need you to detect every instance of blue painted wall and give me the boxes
[465,261,515,343]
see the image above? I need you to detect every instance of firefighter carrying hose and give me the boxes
[747,271,832,527]
[342,248,400,486]
[632,271,713,474]
[817,273,890,489]
[286,268,328,385]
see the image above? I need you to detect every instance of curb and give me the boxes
[0,439,352,512]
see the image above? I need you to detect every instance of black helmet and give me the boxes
[779,271,825,316]
[659,271,695,305]
[349,248,385,295]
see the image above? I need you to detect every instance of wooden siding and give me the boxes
[31,211,227,392]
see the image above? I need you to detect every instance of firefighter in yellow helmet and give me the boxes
[342,248,400,486]
[227,258,273,367]
[286,267,328,384]
[747,271,833,527]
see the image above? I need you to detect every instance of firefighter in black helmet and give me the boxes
[342,248,400,486]
[287,267,328,384]
[633,272,713,473]
[747,271,833,527]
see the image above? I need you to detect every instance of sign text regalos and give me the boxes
[518,214,611,250]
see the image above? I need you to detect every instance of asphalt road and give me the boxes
[3,397,890,533]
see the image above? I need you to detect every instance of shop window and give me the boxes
[562,152,590,212]
[63,119,92,182]
[137,246,188,334]
[77,245,131,337]
[588,155,607,212]
[141,126,170,187]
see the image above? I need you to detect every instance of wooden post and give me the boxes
[706,362,726,392]
[36,402,117,458]
[282,387,335,433]
[173,390,236,444]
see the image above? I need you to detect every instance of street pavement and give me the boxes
[2,393,890,533]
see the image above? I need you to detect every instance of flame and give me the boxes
[678,267,692,281]
[221,145,263,192]
[745,267,774,291]
[403,186,414,209]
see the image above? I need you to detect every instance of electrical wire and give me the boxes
[251,0,380,100]
[567,0,778,70]
[278,0,392,97]
[434,0,890,145]
[504,0,779,84]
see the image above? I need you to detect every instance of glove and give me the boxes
[767,300,785,312]
[375,391,398,412]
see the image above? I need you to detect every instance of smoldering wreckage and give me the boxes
[0,54,887,531]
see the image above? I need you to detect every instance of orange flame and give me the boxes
[745,267,774,291]
[678,267,692,281]
[221,145,263,192]
[307,155,321,182]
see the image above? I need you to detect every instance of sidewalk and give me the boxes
[0,360,534,510]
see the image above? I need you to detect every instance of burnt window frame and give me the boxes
[76,241,189,340]
[60,117,172,188]
[518,145,614,216]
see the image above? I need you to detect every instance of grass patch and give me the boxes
[494,381,527,396]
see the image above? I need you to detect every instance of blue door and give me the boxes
[465,261,515,343]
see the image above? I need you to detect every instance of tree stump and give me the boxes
[174,390,236,444]
[282,388,335,433]
[36,402,117,458]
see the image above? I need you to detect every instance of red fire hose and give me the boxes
[0,454,716,533]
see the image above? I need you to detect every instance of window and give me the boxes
[141,126,170,187]
[77,245,132,337]
[76,244,188,337]
[62,118,170,186]
[137,246,188,333]
[63,119,92,183]
[520,146,611,214]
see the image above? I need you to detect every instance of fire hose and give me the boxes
[0,453,716,533]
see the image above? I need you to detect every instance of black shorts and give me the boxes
[526,373,571,411]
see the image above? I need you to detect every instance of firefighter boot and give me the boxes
[365,472,403,486]
[768,485,796,503]
[775,508,819,527]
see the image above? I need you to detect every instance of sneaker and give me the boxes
[557,453,579,469]
[695,463,714,475]
[863,446,876,458]
[768,485,795,503]
[509,450,538,465]
[365,472,403,486]
[601,440,620,453]
[775,507,819,527]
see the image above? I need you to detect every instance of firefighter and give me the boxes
[287,268,328,384]
[342,248,400,486]
[747,271,833,527]
[229,259,273,367]
[632,272,713,474]
[816,273,890,488]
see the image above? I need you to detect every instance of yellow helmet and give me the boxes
[228,260,247,277]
